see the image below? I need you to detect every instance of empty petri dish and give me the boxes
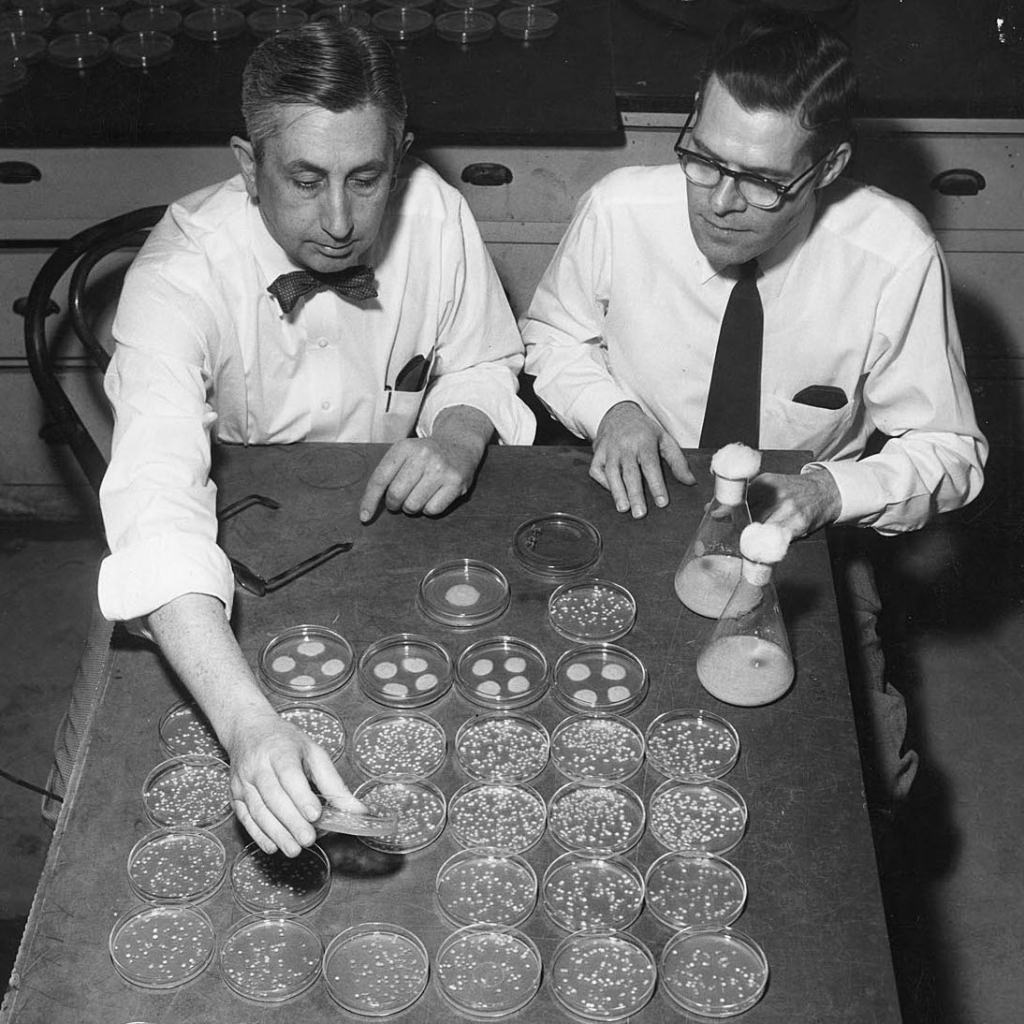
[512,512,600,579]
[113,31,175,67]
[182,6,246,41]
[323,923,429,1016]
[548,578,636,643]
[445,0,498,8]
[0,31,47,64]
[550,931,656,1021]
[498,4,558,40]
[158,701,224,759]
[351,710,447,779]
[277,701,346,761]
[220,913,323,1002]
[259,624,355,699]
[552,644,648,715]
[247,5,307,35]
[454,712,549,783]
[436,925,542,1018]
[358,633,453,708]
[541,851,644,933]
[121,6,182,33]
[659,927,769,1018]
[550,714,645,783]
[435,8,493,42]
[141,754,232,829]
[447,781,546,854]
[648,779,748,855]
[376,0,432,7]
[547,781,645,855]
[126,827,227,904]
[417,559,510,628]
[57,7,119,33]
[230,841,331,915]
[311,3,370,25]
[0,8,51,32]
[644,851,747,930]
[435,849,537,927]
[372,6,432,40]
[109,903,215,989]
[48,32,110,68]
[455,635,549,710]
[353,778,447,853]
[645,709,740,781]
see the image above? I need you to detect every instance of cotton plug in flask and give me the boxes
[696,522,794,706]
[674,443,762,618]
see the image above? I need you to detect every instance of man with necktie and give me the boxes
[99,23,534,856]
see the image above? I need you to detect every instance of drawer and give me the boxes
[946,249,1024,372]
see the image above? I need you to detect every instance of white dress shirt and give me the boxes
[521,164,986,534]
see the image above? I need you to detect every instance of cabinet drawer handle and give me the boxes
[0,160,41,184]
[460,163,513,187]
[930,168,986,196]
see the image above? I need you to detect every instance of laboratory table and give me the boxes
[0,443,901,1023]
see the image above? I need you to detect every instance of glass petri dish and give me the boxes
[417,558,510,628]
[323,923,429,1016]
[141,754,232,829]
[158,701,224,759]
[512,512,600,580]
[497,4,558,40]
[435,8,493,42]
[372,6,432,41]
[220,913,323,1002]
[357,633,453,708]
[126,827,227,904]
[259,624,355,699]
[455,635,549,710]
[0,8,51,32]
[351,710,447,779]
[445,0,498,8]
[230,841,331,915]
[548,578,636,643]
[57,7,119,32]
[0,31,47,64]
[648,779,748,855]
[541,851,644,933]
[311,3,370,25]
[277,701,346,762]
[182,6,246,41]
[247,5,307,35]
[112,30,175,67]
[645,708,740,782]
[48,32,110,68]
[436,925,542,1018]
[644,850,747,930]
[109,903,215,989]
[353,778,447,853]
[121,6,182,33]
[376,0,432,7]
[435,848,537,927]
[547,781,645,855]
[550,713,645,783]
[659,927,769,1018]
[447,781,546,854]
[550,931,656,1022]
[552,644,648,715]
[454,712,549,783]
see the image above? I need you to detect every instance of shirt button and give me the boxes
[317,338,328,349]
[321,400,331,411]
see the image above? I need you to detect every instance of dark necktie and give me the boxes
[267,265,378,314]
[699,259,763,449]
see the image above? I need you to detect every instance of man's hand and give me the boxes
[748,468,842,539]
[590,402,695,518]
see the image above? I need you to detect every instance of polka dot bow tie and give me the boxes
[267,265,378,314]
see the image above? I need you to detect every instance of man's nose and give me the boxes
[321,187,354,240]
[710,174,748,216]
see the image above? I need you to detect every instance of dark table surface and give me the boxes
[0,443,900,1024]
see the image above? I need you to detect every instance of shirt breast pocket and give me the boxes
[374,348,437,443]
[761,392,856,456]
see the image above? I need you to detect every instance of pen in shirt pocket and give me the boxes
[394,352,432,392]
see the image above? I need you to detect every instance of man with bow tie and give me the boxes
[98,23,534,856]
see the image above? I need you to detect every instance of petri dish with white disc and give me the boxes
[435,848,537,927]
[648,779,748,855]
[550,713,645,783]
[645,708,740,781]
[417,558,510,628]
[353,778,447,853]
[219,913,323,1002]
[109,903,215,989]
[547,781,645,855]
[548,578,636,643]
[550,930,656,1021]
[126,827,227,904]
[357,633,453,708]
[552,644,648,715]
[277,701,347,761]
[454,712,549,783]
[455,635,548,710]
[141,754,232,829]
[644,850,747,930]
[447,781,546,854]
[351,710,447,779]
[541,851,644,933]
[230,841,331,915]
[259,624,355,699]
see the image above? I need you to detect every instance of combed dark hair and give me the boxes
[697,3,856,156]
[241,23,407,159]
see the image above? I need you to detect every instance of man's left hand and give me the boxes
[748,468,842,539]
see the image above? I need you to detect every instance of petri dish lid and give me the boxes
[220,913,323,1002]
[648,778,748,855]
[550,931,656,1022]
[1,31,47,63]
[547,781,645,855]
[548,578,636,643]
[311,4,370,25]
[126,827,227,904]
[112,30,175,67]
[353,777,447,853]
[659,927,769,1018]
[513,513,600,579]
[357,633,453,708]
[323,923,429,1016]
[277,701,347,762]
[454,711,549,783]
[141,754,232,829]
[247,5,307,35]
[371,6,432,40]
[109,903,215,989]
[436,924,542,1019]
[644,850,747,930]
[645,708,740,781]
[445,0,499,8]
[0,8,52,32]
[498,3,558,39]
[182,6,246,41]
[351,710,447,779]
[258,624,355,699]
[376,0,433,7]
[455,635,549,710]
[541,851,644,933]
[230,841,331,915]
[552,643,648,715]
[48,32,110,67]
[435,8,494,42]
[57,7,119,33]
[550,713,645,783]
[447,781,546,854]
[417,559,510,628]
[121,7,182,33]
[435,848,537,927]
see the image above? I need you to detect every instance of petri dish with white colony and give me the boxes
[219,913,323,1002]
[644,850,747,930]
[277,701,346,762]
[648,779,748,855]
[435,848,537,927]
[645,708,740,781]
[230,841,331,915]
[447,781,546,854]
[417,558,511,628]
[548,578,636,643]
[550,713,645,783]
[552,644,648,715]
[353,778,447,853]
[259,624,355,698]
[455,635,549,710]
[109,904,215,989]
[550,931,656,1021]
[358,633,453,708]
[454,712,549,783]
[126,827,226,904]
[157,700,224,759]
[141,754,232,829]
[547,781,645,855]
[351,710,447,779]
[541,851,644,933]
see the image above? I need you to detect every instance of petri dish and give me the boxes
[353,778,447,853]
[645,708,740,781]
[182,6,246,41]
[644,851,747,930]
[357,633,453,708]
[417,558,510,628]
[454,712,549,783]
[445,0,499,8]
[141,754,232,829]
[435,848,537,927]
[512,512,600,580]
[548,578,636,643]
[230,841,331,915]
[447,781,546,854]
[436,924,542,1019]
[0,8,51,32]
[323,923,429,1016]
[552,644,648,715]
[435,8,493,43]
[121,6,182,33]
[547,781,645,855]
[220,913,323,1003]
[311,3,370,25]
[351,710,447,779]
[497,4,558,40]
[158,701,224,759]
[112,30,175,68]
[259,624,355,699]
[648,779,748,855]
[371,6,432,41]
[550,713,645,783]
[247,4,307,35]
[47,32,110,68]
[126,827,227,904]
[550,931,656,1022]
[0,31,47,64]
[455,635,549,710]
[316,803,400,837]
[659,927,769,1018]
[541,851,644,933]
[57,7,119,32]
[109,903,215,989]
[277,701,347,762]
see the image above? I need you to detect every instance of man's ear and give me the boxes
[817,140,852,189]
[230,136,259,202]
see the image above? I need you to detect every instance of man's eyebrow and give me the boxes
[284,159,328,175]
[689,132,792,181]
[283,158,390,176]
